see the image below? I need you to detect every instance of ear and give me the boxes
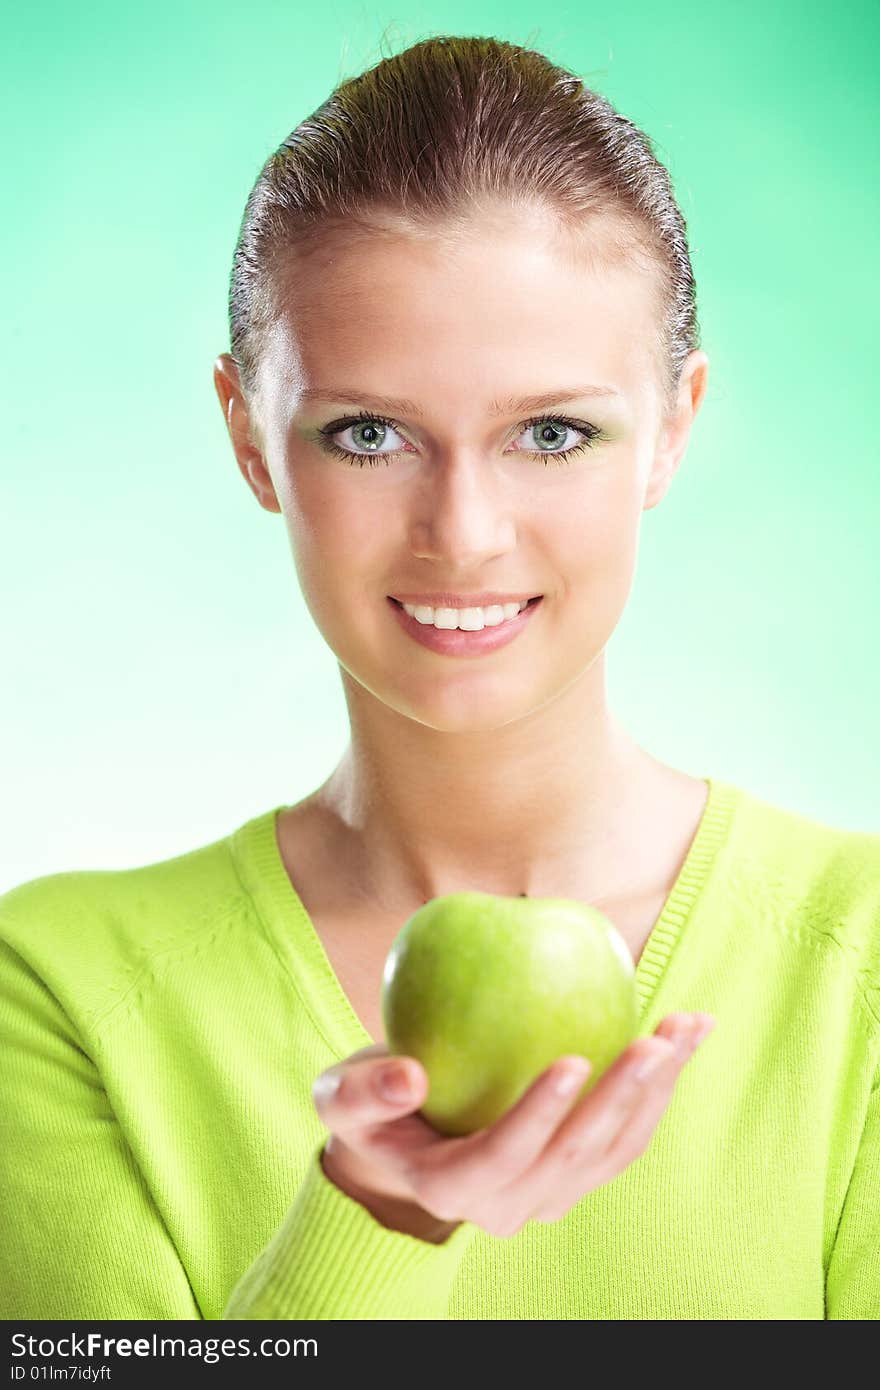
[643,350,710,510]
[212,353,282,514]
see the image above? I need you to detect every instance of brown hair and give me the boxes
[227,34,701,429]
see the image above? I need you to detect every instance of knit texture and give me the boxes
[0,777,877,1319]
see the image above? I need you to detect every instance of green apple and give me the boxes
[380,890,639,1136]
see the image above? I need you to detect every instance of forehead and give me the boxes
[261,211,660,409]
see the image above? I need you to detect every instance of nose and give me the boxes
[407,448,518,566]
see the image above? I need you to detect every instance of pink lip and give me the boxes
[387,595,543,658]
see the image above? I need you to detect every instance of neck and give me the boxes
[312,664,667,915]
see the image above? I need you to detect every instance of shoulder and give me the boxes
[0,819,254,1033]
[733,782,880,898]
[725,781,880,1018]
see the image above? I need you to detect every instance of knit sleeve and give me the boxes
[223,1143,476,1318]
[0,931,476,1320]
[825,1054,880,1319]
[0,933,203,1319]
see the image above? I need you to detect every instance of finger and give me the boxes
[529,1031,712,1222]
[601,1021,713,1169]
[409,1042,664,1229]
[407,1053,595,1209]
[503,1021,703,1203]
[653,1012,715,1058]
[312,1049,431,1138]
[537,1036,679,1169]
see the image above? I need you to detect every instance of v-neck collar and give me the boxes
[231,776,739,1059]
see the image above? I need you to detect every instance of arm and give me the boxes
[223,1143,474,1319]
[825,1053,880,1319]
[0,924,475,1321]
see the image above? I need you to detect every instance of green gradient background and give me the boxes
[2,1,878,890]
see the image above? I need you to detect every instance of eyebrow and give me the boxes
[297,384,621,416]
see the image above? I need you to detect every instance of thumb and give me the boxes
[311,1048,428,1135]
[375,1055,428,1108]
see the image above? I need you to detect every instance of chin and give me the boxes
[387,678,552,735]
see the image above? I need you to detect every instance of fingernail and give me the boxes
[634,1045,669,1081]
[312,1071,342,1104]
[555,1060,591,1095]
[378,1064,412,1103]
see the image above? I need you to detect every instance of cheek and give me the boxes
[550,474,641,571]
[280,470,392,631]
[546,483,643,640]
[284,467,372,562]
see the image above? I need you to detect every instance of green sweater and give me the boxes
[1,777,877,1320]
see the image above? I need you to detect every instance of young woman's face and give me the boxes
[245,209,692,733]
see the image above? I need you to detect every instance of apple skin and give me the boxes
[380,890,639,1136]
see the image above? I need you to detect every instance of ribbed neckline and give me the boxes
[231,775,740,1059]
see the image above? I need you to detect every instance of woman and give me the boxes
[1,36,877,1321]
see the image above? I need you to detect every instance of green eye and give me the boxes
[519,416,600,461]
[316,410,602,467]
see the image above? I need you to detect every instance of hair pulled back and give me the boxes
[228,34,701,423]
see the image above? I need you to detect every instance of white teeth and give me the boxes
[402,599,530,630]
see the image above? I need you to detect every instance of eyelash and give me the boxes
[315,410,602,468]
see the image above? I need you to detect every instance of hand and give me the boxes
[311,1012,716,1240]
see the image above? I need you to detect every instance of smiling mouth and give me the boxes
[388,594,543,636]
[388,596,543,609]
